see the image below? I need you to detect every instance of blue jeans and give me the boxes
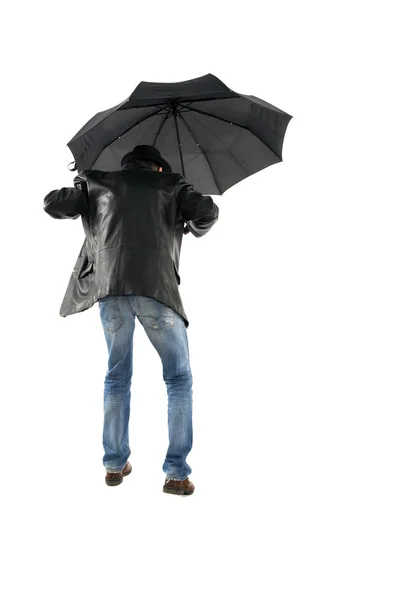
[98,294,193,480]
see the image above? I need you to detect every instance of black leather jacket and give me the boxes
[43,162,219,327]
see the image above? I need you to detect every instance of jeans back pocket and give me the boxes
[98,296,124,333]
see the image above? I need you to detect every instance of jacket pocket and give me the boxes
[78,261,94,278]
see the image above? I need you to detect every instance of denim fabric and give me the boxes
[98,294,193,480]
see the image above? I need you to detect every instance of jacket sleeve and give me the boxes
[175,176,219,238]
[43,174,89,220]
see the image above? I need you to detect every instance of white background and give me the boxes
[2,1,399,598]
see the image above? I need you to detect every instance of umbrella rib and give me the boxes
[178,108,248,177]
[177,112,220,192]
[102,105,171,154]
[173,109,185,178]
[179,105,281,161]
[153,105,173,146]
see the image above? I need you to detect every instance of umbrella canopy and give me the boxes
[67,73,292,195]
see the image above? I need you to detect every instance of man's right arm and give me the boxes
[175,176,219,237]
[43,173,89,220]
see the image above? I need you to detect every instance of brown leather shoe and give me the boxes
[105,461,132,486]
[163,477,195,495]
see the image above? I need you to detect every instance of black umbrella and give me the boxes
[67,73,292,195]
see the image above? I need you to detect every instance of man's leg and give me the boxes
[98,295,135,473]
[135,296,193,481]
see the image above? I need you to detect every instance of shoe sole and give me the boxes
[163,486,194,496]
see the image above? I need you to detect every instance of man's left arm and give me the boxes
[43,174,89,219]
